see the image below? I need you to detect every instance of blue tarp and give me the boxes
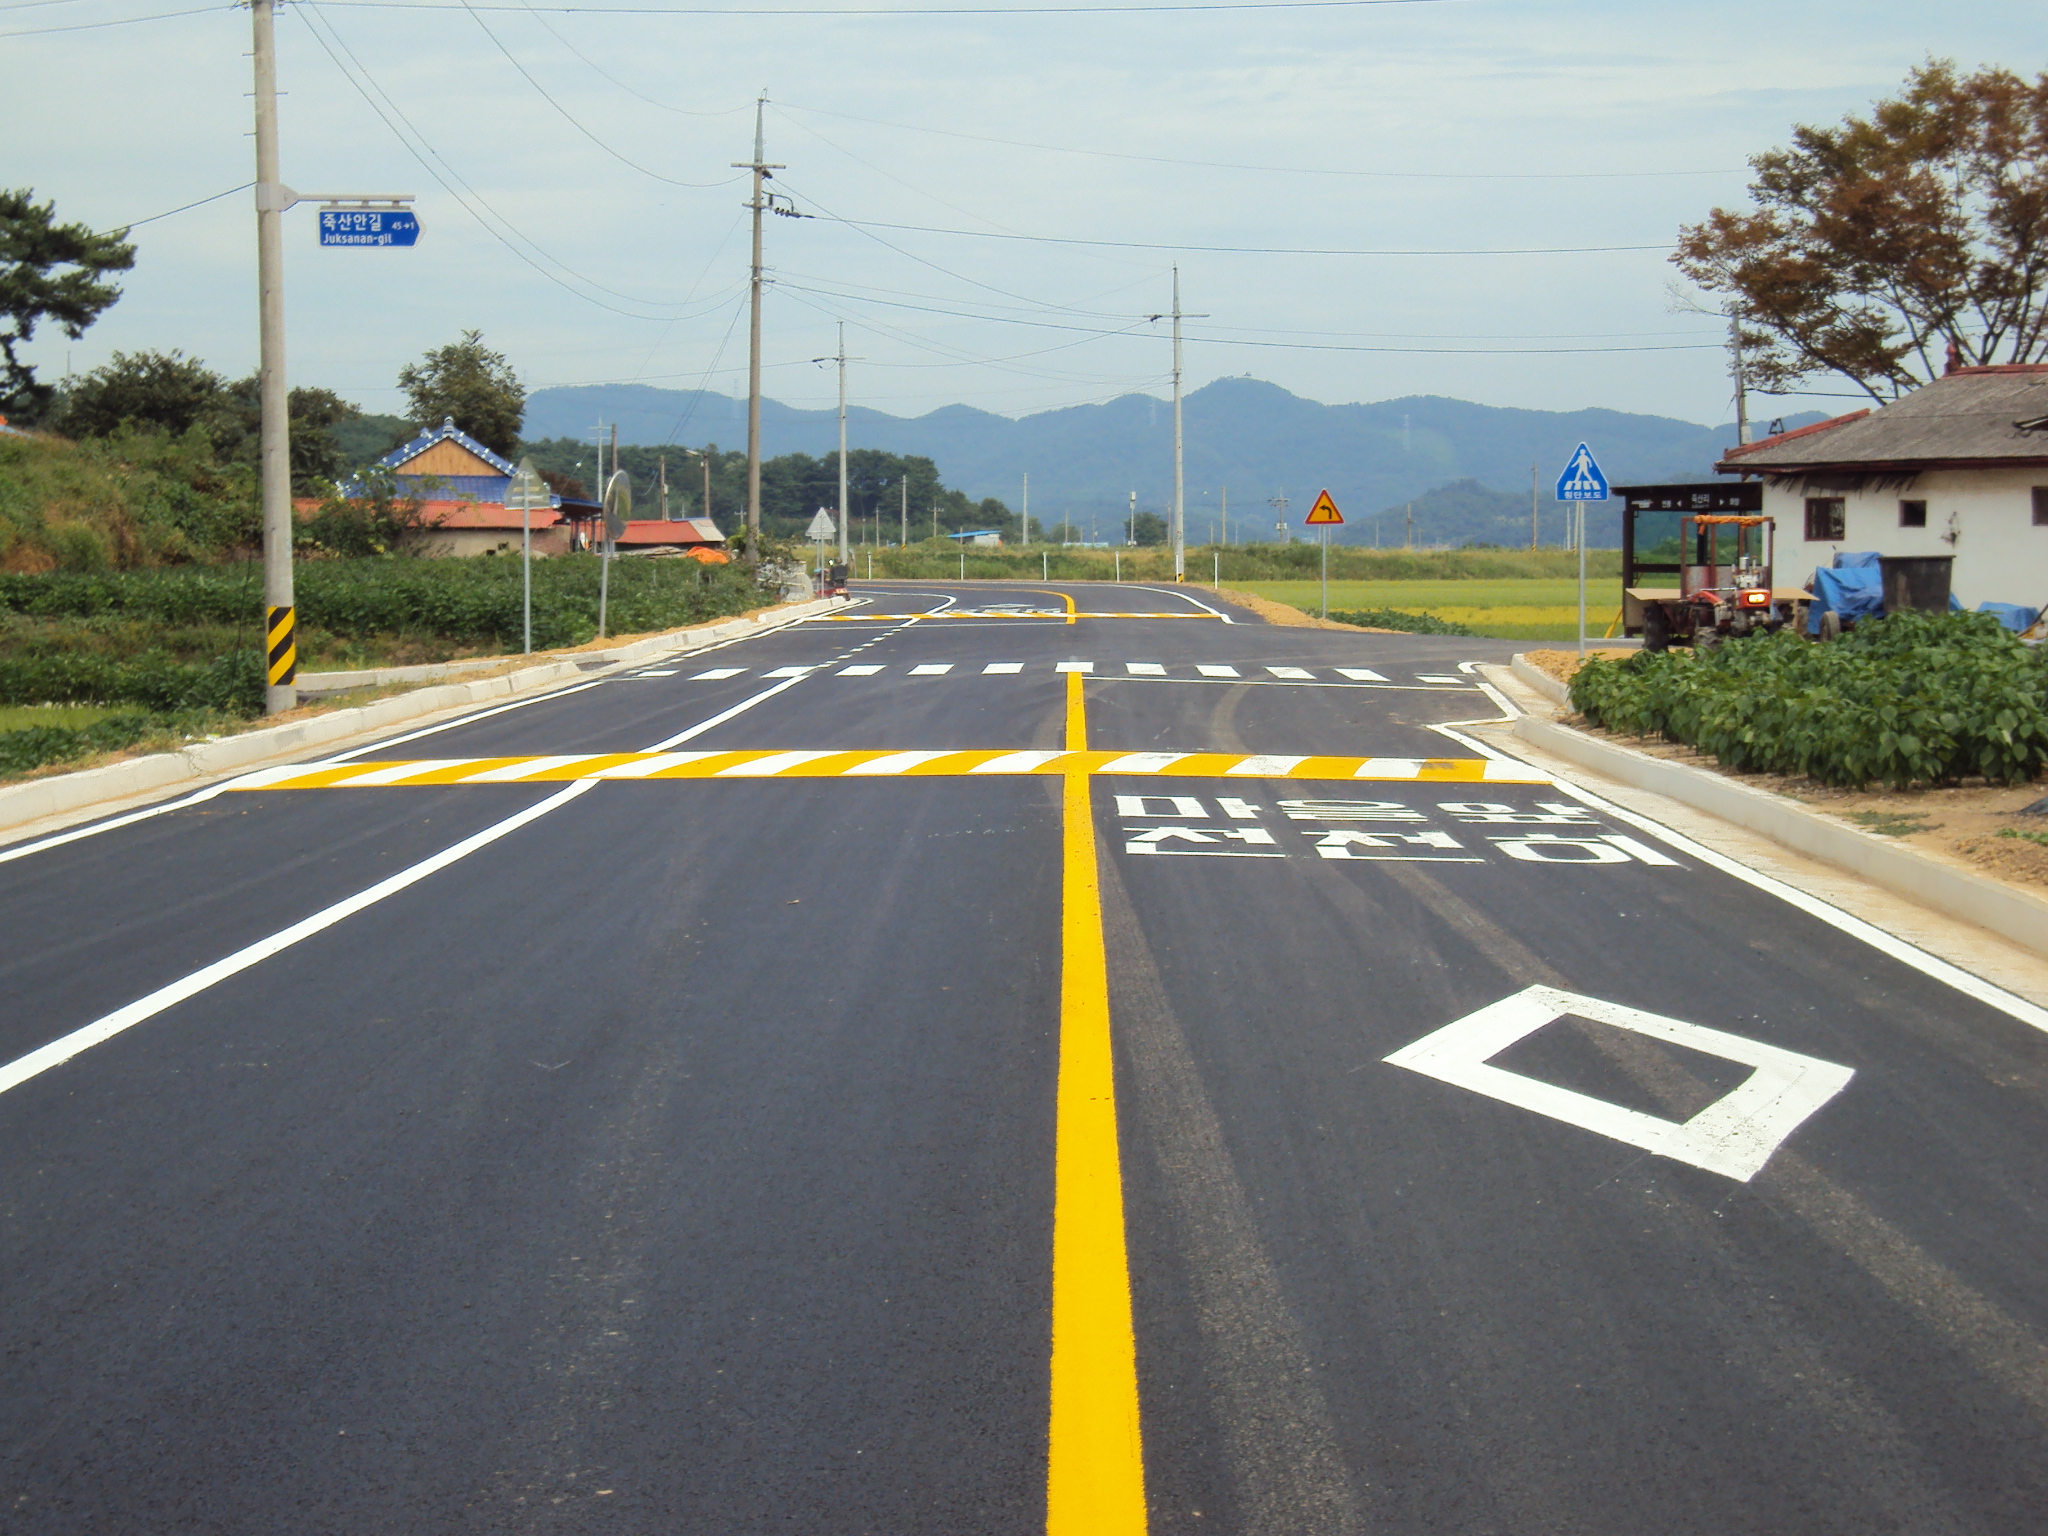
[1808,564,1885,634]
[1833,550,1883,568]
[1978,602,2041,632]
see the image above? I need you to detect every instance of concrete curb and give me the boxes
[0,595,846,836]
[1513,713,2048,960]
[1509,653,1572,707]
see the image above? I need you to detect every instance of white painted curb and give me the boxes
[0,596,846,835]
[1514,713,2048,960]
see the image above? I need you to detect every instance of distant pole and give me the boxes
[900,477,907,548]
[960,549,965,581]
[1530,461,1538,550]
[251,0,295,714]
[734,97,781,567]
[1577,505,1587,657]
[932,500,938,542]
[1731,308,1751,445]
[1128,490,1136,545]
[1170,266,1185,583]
[1220,485,1227,547]
[1022,471,1030,546]
[1320,529,1329,618]
[1114,550,1121,583]
[835,321,849,564]
[1405,502,1414,550]
[1043,550,1048,581]
[660,454,669,521]
[1213,549,1219,588]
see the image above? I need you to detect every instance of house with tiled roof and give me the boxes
[330,416,571,557]
[1716,364,2048,608]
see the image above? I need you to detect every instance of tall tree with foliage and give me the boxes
[397,330,525,456]
[1675,60,2048,402]
[50,349,226,439]
[0,189,136,421]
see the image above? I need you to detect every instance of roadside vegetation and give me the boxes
[1569,612,2048,789]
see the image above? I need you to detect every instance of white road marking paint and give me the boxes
[1267,666,1316,680]
[0,781,598,1098]
[1226,755,1307,776]
[764,666,819,678]
[1126,826,1282,856]
[838,665,884,676]
[692,667,746,680]
[983,662,1023,674]
[643,673,812,752]
[1282,799,1428,823]
[969,751,1066,774]
[1599,834,1683,867]
[1337,668,1388,682]
[1352,759,1422,780]
[1416,674,1464,685]
[1129,584,1236,623]
[1126,663,1166,675]
[1055,662,1095,674]
[844,750,953,775]
[588,752,722,778]
[1386,985,1855,1182]
[1116,794,1207,818]
[1427,709,2048,1037]
[629,669,678,677]
[1219,797,1262,819]
[334,759,479,786]
[1098,753,1188,774]
[909,663,955,676]
[1197,665,1240,678]
[714,750,837,777]
[462,755,594,783]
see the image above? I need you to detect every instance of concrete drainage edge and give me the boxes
[1513,713,2048,960]
[0,596,846,836]
[1509,652,1571,707]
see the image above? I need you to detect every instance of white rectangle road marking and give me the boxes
[982,662,1023,674]
[1336,668,1387,682]
[1226,755,1308,777]
[969,751,1066,774]
[1196,665,1240,678]
[1416,674,1463,684]
[764,666,819,678]
[1125,663,1166,675]
[1266,666,1316,679]
[691,667,746,680]
[1098,753,1188,773]
[627,670,678,678]
[844,751,953,775]
[909,663,954,675]
[838,665,884,676]
[1055,662,1095,673]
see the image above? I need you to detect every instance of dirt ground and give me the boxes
[1208,588,1397,631]
[1528,649,2048,891]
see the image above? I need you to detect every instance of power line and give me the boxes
[1,3,229,37]
[99,182,254,235]
[508,0,751,116]
[804,213,1672,258]
[777,101,1740,181]
[315,0,1473,17]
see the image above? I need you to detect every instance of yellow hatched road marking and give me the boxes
[231,750,1551,790]
[1048,668,1148,1533]
[822,610,1216,621]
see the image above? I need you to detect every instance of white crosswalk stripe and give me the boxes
[983,662,1023,674]
[1126,662,1165,675]
[670,663,1476,686]
[909,663,954,675]
[838,665,883,676]
[1197,665,1240,678]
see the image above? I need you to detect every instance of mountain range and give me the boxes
[523,378,1818,546]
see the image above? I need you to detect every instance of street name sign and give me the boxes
[318,208,419,247]
[1304,489,1344,526]
[1555,443,1609,501]
[805,509,837,540]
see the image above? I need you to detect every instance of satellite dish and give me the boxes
[603,470,633,542]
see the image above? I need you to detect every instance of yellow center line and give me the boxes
[1048,669,1148,1533]
[1028,587,1081,627]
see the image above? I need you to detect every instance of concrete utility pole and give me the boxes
[1220,485,1226,547]
[1530,461,1539,550]
[1021,472,1029,546]
[1269,494,1289,544]
[1128,490,1136,546]
[733,97,782,566]
[900,477,907,547]
[1731,308,1751,445]
[825,322,854,564]
[1171,267,1185,582]
[251,0,294,715]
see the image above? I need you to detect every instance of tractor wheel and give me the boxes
[1820,609,1842,642]
[1643,605,1671,653]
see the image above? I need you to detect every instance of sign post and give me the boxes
[601,471,632,640]
[505,459,550,655]
[1554,444,1609,656]
[1304,489,1345,618]
[805,508,836,587]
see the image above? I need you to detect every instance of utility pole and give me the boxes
[900,477,907,548]
[660,454,669,520]
[251,0,294,714]
[1405,502,1415,549]
[1220,485,1227,547]
[1171,267,1185,582]
[824,321,854,564]
[1269,494,1289,544]
[1021,472,1029,546]
[1530,461,1538,550]
[733,97,782,567]
[1128,490,1137,546]
[1731,308,1751,445]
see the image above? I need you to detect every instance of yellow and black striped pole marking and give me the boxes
[265,605,297,687]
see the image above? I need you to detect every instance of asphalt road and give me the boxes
[4,579,2046,1534]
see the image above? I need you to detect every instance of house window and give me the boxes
[1805,497,1846,540]
[2034,487,2048,526]
[1899,499,1927,528]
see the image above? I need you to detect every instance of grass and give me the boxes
[1848,810,1942,837]
[1232,579,1628,640]
[0,702,128,732]
[1997,827,2048,848]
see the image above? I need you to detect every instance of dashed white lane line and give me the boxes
[1126,663,1166,675]
[1267,666,1316,680]
[765,665,820,678]
[1417,674,1462,684]
[909,663,955,675]
[839,665,884,676]
[692,667,745,680]
[1197,665,1240,678]
[1338,668,1388,682]
[983,662,1024,674]
[1055,662,1095,674]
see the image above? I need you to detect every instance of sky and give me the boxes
[8,0,2044,442]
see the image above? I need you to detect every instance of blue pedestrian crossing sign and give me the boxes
[1555,443,1609,501]
[318,208,419,248]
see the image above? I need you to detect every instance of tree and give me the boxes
[1131,510,1169,546]
[397,330,525,456]
[0,189,135,421]
[49,349,226,439]
[1675,61,2048,402]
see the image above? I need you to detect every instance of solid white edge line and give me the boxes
[642,674,809,751]
[1130,583,1234,623]
[1426,708,2048,1036]
[0,780,597,1097]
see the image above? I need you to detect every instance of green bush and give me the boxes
[1569,611,2048,788]
[0,711,159,777]
[0,649,265,714]
[1328,607,1477,636]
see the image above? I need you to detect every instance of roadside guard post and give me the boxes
[1555,444,1609,656]
[1305,489,1344,617]
[505,459,550,656]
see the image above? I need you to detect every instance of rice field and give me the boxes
[1231,578,1628,640]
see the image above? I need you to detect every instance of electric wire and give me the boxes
[98,182,254,235]
[0,3,228,37]
[312,0,1475,17]
[511,0,752,117]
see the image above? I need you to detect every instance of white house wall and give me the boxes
[1759,464,2048,608]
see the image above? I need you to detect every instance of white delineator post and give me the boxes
[251,0,295,715]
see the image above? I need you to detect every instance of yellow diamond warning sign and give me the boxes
[1304,489,1344,526]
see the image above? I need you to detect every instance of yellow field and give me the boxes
[1232,579,1627,640]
